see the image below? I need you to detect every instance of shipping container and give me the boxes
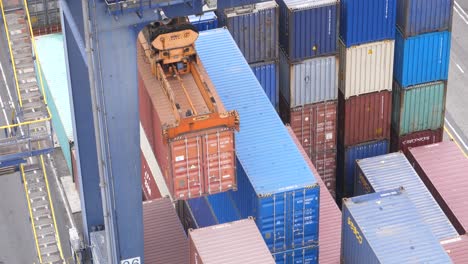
[279,50,338,107]
[137,35,239,200]
[176,200,201,233]
[218,1,279,63]
[278,0,338,61]
[340,0,396,47]
[280,98,337,155]
[196,28,320,253]
[272,246,318,264]
[336,139,389,201]
[71,147,79,193]
[189,12,218,32]
[138,76,153,148]
[27,0,61,35]
[396,0,454,38]
[188,219,276,264]
[141,150,162,201]
[392,81,446,136]
[287,126,341,264]
[309,151,337,199]
[444,235,468,263]
[186,197,218,228]
[394,30,451,87]
[338,91,392,147]
[407,142,468,235]
[355,152,459,241]
[250,60,279,109]
[342,188,453,264]
[391,128,443,154]
[143,198,189,264]
[338,40,394,98]
[217,0,270,10]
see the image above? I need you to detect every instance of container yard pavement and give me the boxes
[0,22,17,139]
[446,0,468,156]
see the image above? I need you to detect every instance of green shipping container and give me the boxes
[392,81,446,136]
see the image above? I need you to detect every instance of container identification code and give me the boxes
[347,217,363,244]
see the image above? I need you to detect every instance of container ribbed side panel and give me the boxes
[392,81,446,136]
[339,40,394,98]
[340,0,397,47]
[397,0,453,38]
[250,60,279,109]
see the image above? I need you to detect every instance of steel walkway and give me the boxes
[21,155,65,264]
[0,0,53,166]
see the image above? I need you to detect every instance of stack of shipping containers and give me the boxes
[391,0,453,153]
[336,0,396,202]
[217,1,280,109]
[277,0,340,198]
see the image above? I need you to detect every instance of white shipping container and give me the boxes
[339,39,394,99]
[280,49,338,108]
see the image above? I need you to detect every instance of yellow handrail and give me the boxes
[20,164,43,264]
[0,115,51,130]
[0,0,24,107]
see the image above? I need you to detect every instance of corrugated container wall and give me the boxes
[340,0,397,47]
[407,142,468,235]
[310,151,337,199]
[206,192,241,224]
[396,0,454,38]
[342,189,453,264]
[273,246,318,263]
[444,235,468,263]
[189,219,276,264]
[278,0,339,61]
[27,0,61,35]
[143,198,189,264]
[217,0,270,10]
[250,60,279,109]
[287,126,341,264]
[392,81,446,136]
[355,152,459,241]
[394,30,451,87]
[338,91,392,147]
[141,150,162,201]
[339,40,394,98]
[336,140,389,201]
[218,1,279,63]
[391,128,443,154]
[189,12,218,31]
[196,29,320,253]
[279,50,338,107]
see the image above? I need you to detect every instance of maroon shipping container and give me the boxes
[137,37,238,200]
[280,96,337,155]
[391,128,443,154]
[188,218,275,264]
[71,147,79,193]
[338,90,391,146]
[139,74,154,148]
[143,198,189,264]
[287,126,341,263]
[310,151,337,199]
[407,141,468,235]
[444,235,468,263]
[141,150,162,201]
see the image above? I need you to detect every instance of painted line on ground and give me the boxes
[454,3,468,24]
[456,63,465,73]
[455,1,468,20]
[0,61,12,132]
[444,118,468,158]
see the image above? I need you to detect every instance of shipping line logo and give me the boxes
[347,217,363,244]
[358,173,372,194]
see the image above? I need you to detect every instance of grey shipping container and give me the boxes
[342,188,453,264]
[27,0,61,35]
[280,49,338,107]
[218,1,279,63]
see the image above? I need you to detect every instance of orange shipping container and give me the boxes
[137,38,238,200]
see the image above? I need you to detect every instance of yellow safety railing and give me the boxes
[20,164,43,264]
[40,154,65,261]
[0,0,23,107]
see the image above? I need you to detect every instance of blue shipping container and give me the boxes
[196,28,320,253]
[273,246,318,264]
[355,152,459,241]
[187,197,218,228]
[206,192,241,224]
[250,60,279,109]
[278,0,338,61]
[336,140,389,200]
[188,12,218,32]
[340,0,397,47]
[396,0,453,38]
[394,30,451,87]
[342,188,453,264]
[217,0,269,10]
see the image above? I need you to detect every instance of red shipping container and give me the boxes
[137,34,238,200]
[443,235,468,263]
[391,128,443,154]
[280,96,337,155]
[143,198,189,264]
[189,218,275,264]
[287,126,341,263]
[310,151,337,199]
[141,150,162,201]
[407,141,468,235]
[138,74,154,148]
[338,90,391,146]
